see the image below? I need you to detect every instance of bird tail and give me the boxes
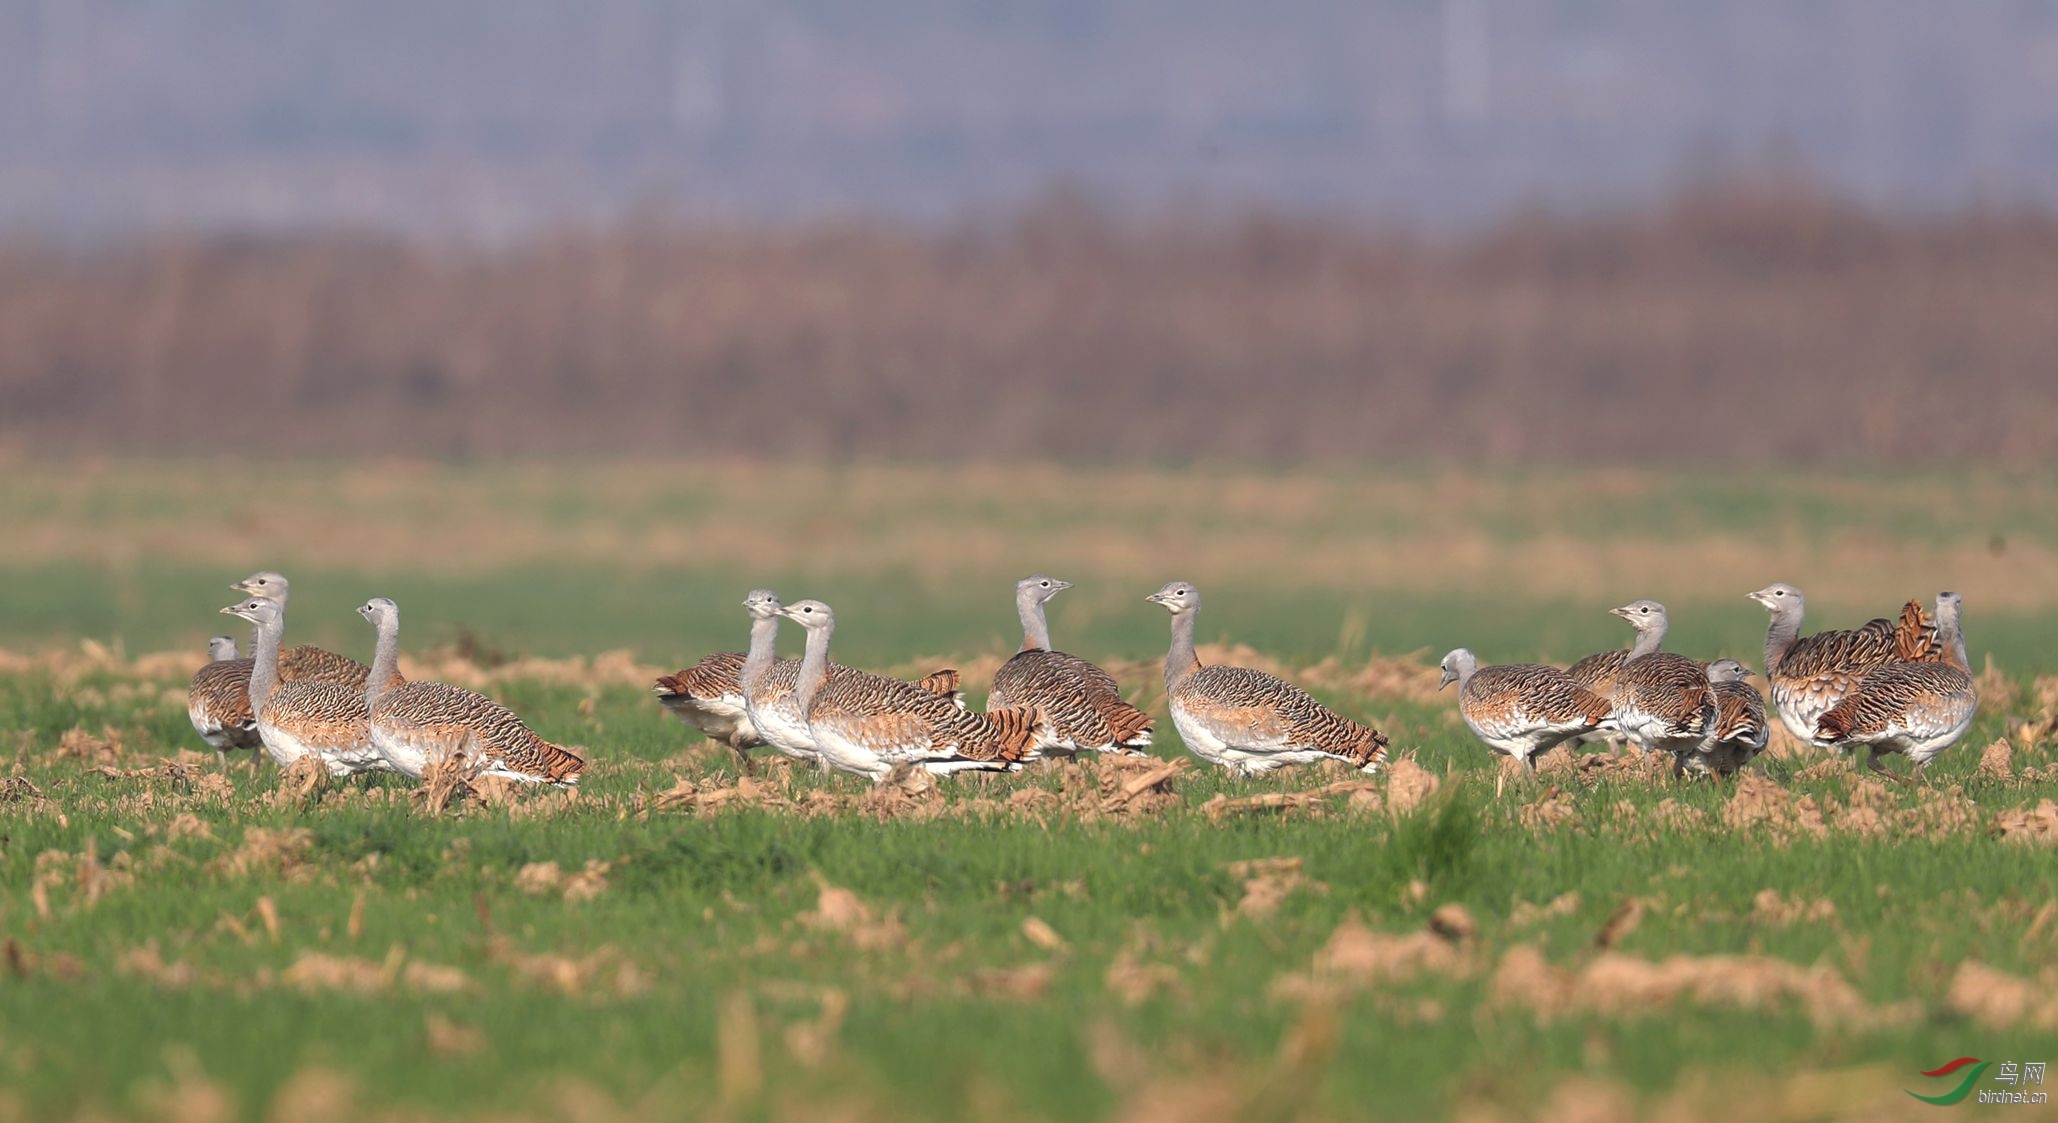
[1813,704,1854,744]
[1345,726,1392,774]
[983,706,1049,764]
[1102,700,1155,751]
[1894,599,1941,663]
[915,668,966,709]
[530,736,587,786]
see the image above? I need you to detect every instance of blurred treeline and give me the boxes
[3,182,2054,466]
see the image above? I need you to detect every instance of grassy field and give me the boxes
[3,461,2058,1122]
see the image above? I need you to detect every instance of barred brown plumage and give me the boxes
[188,635,262,767]
[221,598,386,777]
[359,597,583,787]
[989,575,1152,756]
[1682,659,1768,777]
[1597,600,1716,760]
[1148,581,1387,775]
[778,599,1046,782]
[1814,592,1977,779]
[1749,582,1936,746]
[653,651,761,765]
[1439,649,1611,769]
[728,589,972,768]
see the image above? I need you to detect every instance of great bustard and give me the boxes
[1595,600,1715,762]
[1437,648,1611,770]
[220,598,386,777]
[989,575,1152,756]
[1814,592,1978,781]
[187,635,262,768]
[1146,581,1388,775]
[1683,658,1769,778]
[231,571,372,688]
[1747,583,1938,746]
[357,597,584,786]
[777,599,1045,782]
[653,651,764,767]
[727,589,969,768]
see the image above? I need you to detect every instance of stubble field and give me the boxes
[3,460,2057,1122]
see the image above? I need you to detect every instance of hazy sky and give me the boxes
[6,0,2058,235]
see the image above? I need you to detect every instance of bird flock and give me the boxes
[186,571,1980,792]
[1442,586,1976,781]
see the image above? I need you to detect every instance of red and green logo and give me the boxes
[1907,1058,1992,1106]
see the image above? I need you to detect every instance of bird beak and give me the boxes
[1437,669,1456,690]
[230,581,254,595]
[1608,605,1631,618]
[1740,666,1757,678]
[1054,580,1073,591]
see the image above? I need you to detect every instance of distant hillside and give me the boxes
[5,1,2058,234]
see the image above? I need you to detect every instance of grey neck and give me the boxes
[248,615,283,714]
[1627,621,1668,660]
[1455,659,1477,693]
[1763,607,1800,673]
[1017,592,1052,652]
[793,621,834,714]
[1164,610,1200,693]
[739,615,780,696]
[366,615,400,710]
[1937,604,1969,671]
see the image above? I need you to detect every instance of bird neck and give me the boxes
[1763,608,1799,672]
[1936,605,1969,671]
[1018,594,1052,652]
[366,616,401,710]
[1627,623,1667,660]
[740,615,780,695]
[1455,660,1477,693]
[1164,610,1200,693]
[248,615,283,713]
[794,622,833,713]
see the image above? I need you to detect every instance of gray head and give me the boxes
[1747,583,1803,616]
[1145,580,1200,615]
[1608,599,1668,634]
[231,571,290,602]
[1016,575,1072,604]
[1705,658,1754,684]
[743,589,784,619]
[207,635,238,661]
[221,597,281,628]
[778,599,835,631]
[1934,591,1963,626]
[356,597,399,629]
[1437,648,1477,690]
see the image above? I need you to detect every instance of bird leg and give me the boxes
[1863,748,1908,785]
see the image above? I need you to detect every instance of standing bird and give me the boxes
[1437,649,1611,770]
[652,651,763,767]
[728,590,967,768]
[1748,583,1936,746]
[187,635,263,768]
[777,599,1044,781]
[1814,592,1978,781]
[989,575,1152,756]
[230,571,373,688]
[357,598,584,786]
[1683,659,1769,778]
[220,598,386,776]
[1597,600,1715,761]
[1146,581,1388,775]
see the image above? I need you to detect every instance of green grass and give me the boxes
[4,463,2058,1121]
